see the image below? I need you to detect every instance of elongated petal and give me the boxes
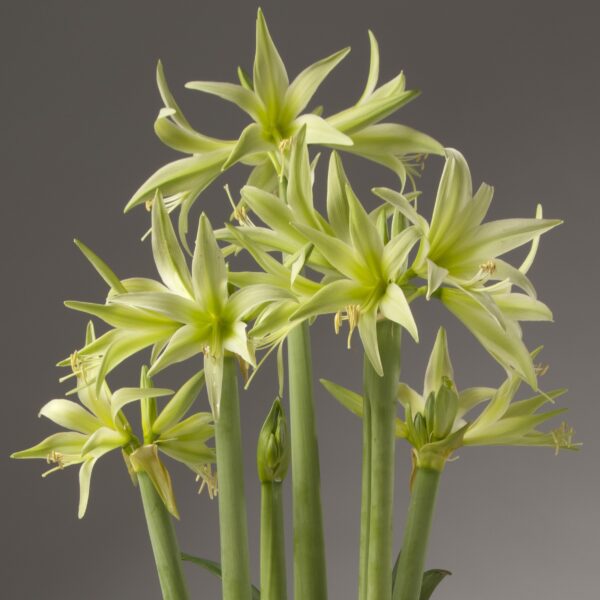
[253,8,288,120]
[449,218,561,265]
[429,149,473,254]
[78,457,98,518]
[156,60,191,128]
[110,291,203,324]
[65,300,174,329]
[494,293,553,322]
[291,279,367,321]
[489,259,537,298]
[148,323,208,376]
[295,113,353,146]
[326,152,351,242]
[440,288,537,387]
[320,379,364,417]
[158,412,213,442]
[11,432,88,460]
[151,192,194,296]
[283,47,350,119]
[81,426,128,455]
[358,30,380,102]
[504,388,567,418]
[349,123,443,157]
[293,222,367,281]
[456,387,496,418]
[247,159,279,193]
[223,320,255,366]
[111,387,173,421]
[126,151,228,211]
[347,184,384,276]
[379,283,418,342]
[158,438,216,465]
[327,89,419,135]
[423,328,454,402]
[192,214,229,313]
[185,80,264,123]
[426,260,449,299]
[204,352,224,420]
[225,284,294,321]
[372,187,429,232]
[381,227,421,280]
[39,400,101,435]
[222,122,272,169]
[358,305,383,376]
[397,382,425,414]
[74,240,126,293]
[152,371,206,435]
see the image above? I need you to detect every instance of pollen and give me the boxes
[144,197,153,212]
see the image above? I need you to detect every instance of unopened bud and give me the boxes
[257,398,290,483]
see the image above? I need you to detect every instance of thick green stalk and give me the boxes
[287,321,327,600]
[365,320,402,600]
[215,356,252,600]
[260,482,288,600]
[358,395,372,600]
[393,467,442,600]
[137,472,189,600]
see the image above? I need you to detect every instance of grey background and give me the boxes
[2,1,598,598]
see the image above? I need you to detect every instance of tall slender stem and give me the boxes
[364,319,402,600]
[214,356,252,600]
[358,395,372,600]
[260,482,288,600]
[393,467,442,600]
[137,472,189,600]
[287,321,328,600]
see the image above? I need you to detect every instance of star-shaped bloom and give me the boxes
[374,148,561,386]
[125,8,443,243]
[12,324,215,518]
[65,194,291,418]
[323,328,578,471]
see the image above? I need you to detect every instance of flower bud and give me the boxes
[257,398,290,483]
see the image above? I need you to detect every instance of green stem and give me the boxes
[364,320,402,600]
[137,472,189,600]
[260,482,288,600]
[393,467,442,600]
[215,356,252,600]
[287,321,327,600]
[358,395,372,600]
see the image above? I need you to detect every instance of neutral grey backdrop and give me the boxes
[2,1,598,598]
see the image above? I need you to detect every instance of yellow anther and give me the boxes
[333,305,361,349]
[46,451,65,469]
[278,138,291,153]
[535,363,550,376]
[479,260,497,276]
[196,465,218,499]
[551,421,575,455]
[145,198,153,212]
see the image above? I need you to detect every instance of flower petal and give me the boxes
[39,400,101,435]
[379,283,419,342]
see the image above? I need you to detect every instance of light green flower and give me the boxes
[323,328,577,471]
[374,148,561,386]
[65,193,290,418]
[125,8,443,241]
[12,323,215,518]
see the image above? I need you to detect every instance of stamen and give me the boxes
[144,198,153,212]
[535,363,550,376]
[278,138,291,153]
[551,421,576,455]
[479,260,497,276]
[196,465,218,499]
[46,451,65,469]
[333,305,361,349]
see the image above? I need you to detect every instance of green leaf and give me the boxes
[283,46,350,120]
[38,399,101,435]
[152,371,206,434]
[253,8,288,121]
[151,191,194,296]
[320,378,364,418]
[74,240,127,294]
[193,214,229,314]
[419,568,452,600]
[185,80,265,123]
[181,553,261,599]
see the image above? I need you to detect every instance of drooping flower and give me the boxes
[12,323,215,518]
